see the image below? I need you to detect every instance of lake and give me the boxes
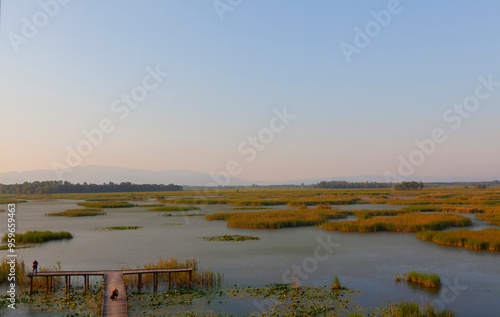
[1,200,499,316]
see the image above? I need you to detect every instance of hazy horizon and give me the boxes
[1,1,499,182]
[1,164,499,186]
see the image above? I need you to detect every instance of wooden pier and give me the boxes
[27,267,194,317]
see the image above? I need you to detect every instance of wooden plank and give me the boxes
[26,267,192,277]
[102,272,127,317]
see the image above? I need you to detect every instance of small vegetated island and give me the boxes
[206,207,349,229]
[396,271,441,288]
[97,226,142,231]
[417,228,500,251]
[2,231,72,243]
[320,213,472,233]
[77,201,134,208]
[200,235,260,241]
[46,208,106,217]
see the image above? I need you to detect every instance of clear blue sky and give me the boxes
[1,0,499,181]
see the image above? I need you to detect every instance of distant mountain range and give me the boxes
[0,165,498,186]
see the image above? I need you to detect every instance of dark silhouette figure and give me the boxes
[32,260,38,274]
[110,288,118,300]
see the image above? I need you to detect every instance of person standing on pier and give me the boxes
[110,288,119,300]
[32,260,38,274]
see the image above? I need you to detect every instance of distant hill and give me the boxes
[0,165,258,186]
[0,165,497,186]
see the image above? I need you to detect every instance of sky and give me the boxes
[1,0,499,182]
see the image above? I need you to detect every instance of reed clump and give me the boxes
[0,199,27,204]
[0,260,62,288]
[77,201,134,208]
[475,207,500,225]
[46,208,106,217]
[476,213,500,225]
[200,235,260,241]
[2,231,73,244]
[331,276,344,290]
[321,213,472,233]
[396,271,441,288]
[98,226,141,231]
[206,209,349,229]
[122,257,222,289]
[0,259,28,285]
[350,209,408,219]
[390,300,456,317]
[287,198,361,207]
[163,213,204,217]
[416,229,500,251]
[402,205,483,213]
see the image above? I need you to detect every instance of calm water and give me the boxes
[1,200,499,316]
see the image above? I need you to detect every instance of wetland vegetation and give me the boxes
[46,208,106,217]
[390,300,455,317]
[206,208,349,229]
[320,213,472,233]
[2,230,73,244]
[416,229,500,251]
[122,257,223,289]
[395,271,441,288]
[1,185,499,315]
[98,226,142,231]
[200,235,261,242]
[77,201,134,208]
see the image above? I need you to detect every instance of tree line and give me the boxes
[314,180,427,190]
[392,181,424,190]
[314,181,393,189]
[0,181,183,195]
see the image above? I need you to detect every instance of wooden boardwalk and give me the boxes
[27,267,194,317]
[102,272,127,317]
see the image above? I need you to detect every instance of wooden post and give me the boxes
[65,276,68,294]
[68,276,70,292]
[189,270,192,288]
[49,276,52,293]
[84,275,88,293]
[138,274,141,292]
[168,272,172,289]
[29,275,33,295]
[154,273,158,292]
[46,276,49,294]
